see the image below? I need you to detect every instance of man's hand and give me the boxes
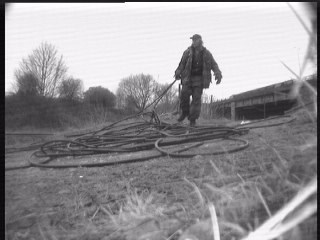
[174,70,181,80]
[215,71,222,84]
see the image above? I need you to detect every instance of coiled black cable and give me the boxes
[5,77,296,170]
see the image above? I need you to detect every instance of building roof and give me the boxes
[226,74,317,102]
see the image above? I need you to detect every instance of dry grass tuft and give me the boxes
[106,189,167,231]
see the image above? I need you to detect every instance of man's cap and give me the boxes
[190,34,202,40]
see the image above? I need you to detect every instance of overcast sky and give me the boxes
[5,2,315,99]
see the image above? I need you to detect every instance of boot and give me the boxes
[190,119,196,127]
[177,112,188,122]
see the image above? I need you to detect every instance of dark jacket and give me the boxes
[175,46,221,88]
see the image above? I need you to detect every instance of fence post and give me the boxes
[231,101,236,121]
[210,95,213,118]
[222,103,225,118]
[263,98,266,119]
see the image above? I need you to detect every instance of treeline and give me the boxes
[6,42,178,130]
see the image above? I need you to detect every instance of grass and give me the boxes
[5,100,317,239]
[5,85,317,239]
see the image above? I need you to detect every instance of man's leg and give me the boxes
[178,84,192,122]
[189,86,203,125]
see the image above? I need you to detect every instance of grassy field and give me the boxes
[5,103,317,240]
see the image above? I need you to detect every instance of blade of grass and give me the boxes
[246,177,316,233]
[37,223,48,240]
[286,3,312,37]
[183,177,205,208]
[209,203,220,240]
[280,61,301,80]
[209,160,222,176]
[255,186,272,217]
[268,200,317,238]
[243,199,317,240]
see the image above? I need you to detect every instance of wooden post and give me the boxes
[222,103,225,118]
[231,101,236,121]
[264,100,266,119]
[210,95,213,118]
[178,84,181,113]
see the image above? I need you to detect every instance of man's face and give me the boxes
[192,38,202,48]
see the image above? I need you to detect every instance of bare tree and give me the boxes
[154,82,178,105]
[115,89,126,109]
[84,86,116,109]
[14,42,68,97]
[117,73,157,112]
[58,77,84,100]
[154,82,179,113]
[14,71,39,96]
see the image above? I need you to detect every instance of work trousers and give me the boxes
[180,75,203,121]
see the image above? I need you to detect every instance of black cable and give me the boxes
[5,80,296,171]
[155,137,249,158]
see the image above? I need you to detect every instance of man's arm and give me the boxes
[175,49,189,79]
[208,51,222,84]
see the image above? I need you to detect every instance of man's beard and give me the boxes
[192,43,202,49]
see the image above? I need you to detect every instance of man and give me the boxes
[174,34,222,126]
